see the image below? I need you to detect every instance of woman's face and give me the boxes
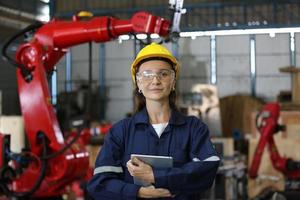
[136,60,175,103]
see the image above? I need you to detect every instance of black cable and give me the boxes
[0,131,48,197]
[1,21,43,82]
[0,128,84,197]
[41,127,83,160]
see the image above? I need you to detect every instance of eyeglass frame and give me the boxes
[136,69,175,82]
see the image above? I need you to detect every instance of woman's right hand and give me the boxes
[137,186,172,198]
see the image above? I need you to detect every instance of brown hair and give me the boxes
[133,58,178,113]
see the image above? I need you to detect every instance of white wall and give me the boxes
[105,41,135,121]
[216,35,251,97]
[256,33,291,101]
[178,37,211,92]
[177,34,291,101]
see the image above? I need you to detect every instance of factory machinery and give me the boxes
[249,103,300,198]
[0,0,185,198]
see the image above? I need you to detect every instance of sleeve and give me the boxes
[86,121,141,200]
[152,118,220,194]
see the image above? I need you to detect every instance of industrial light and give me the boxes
[180,32,204,37]
[136,34,147,40]
[118,27,300,41]
[269,32,276,38]
[179,27,300,38]
[150,34,160,39]
[119,35,130,40]
[118,33,160,42]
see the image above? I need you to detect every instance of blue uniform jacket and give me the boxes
[87,108,220,200]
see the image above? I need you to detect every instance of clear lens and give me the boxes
[136,69,174,82]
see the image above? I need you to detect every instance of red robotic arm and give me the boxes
[17,12,169,74]
[0,12,170,198]
[249,103,300,179]
[16,11,169,155]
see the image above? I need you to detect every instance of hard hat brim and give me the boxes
[131,54,179,83]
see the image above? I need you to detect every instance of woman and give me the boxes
[87,43,220,200]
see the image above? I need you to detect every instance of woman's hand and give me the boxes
[138,186,172,198]
[126,157,155,184]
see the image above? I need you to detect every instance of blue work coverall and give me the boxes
[87,108,220,200]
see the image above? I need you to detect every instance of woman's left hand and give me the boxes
[127,157,155,184]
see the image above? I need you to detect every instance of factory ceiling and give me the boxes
[0,0,299,31]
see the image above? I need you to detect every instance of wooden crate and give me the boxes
[220,95,264,137]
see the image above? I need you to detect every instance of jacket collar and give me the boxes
[133,107,186,126]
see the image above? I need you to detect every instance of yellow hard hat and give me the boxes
[77,11,93,17]
[131,42,179,83]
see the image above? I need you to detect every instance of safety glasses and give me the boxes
[136,69,175,82]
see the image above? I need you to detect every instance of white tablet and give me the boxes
[130,154,173,186]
